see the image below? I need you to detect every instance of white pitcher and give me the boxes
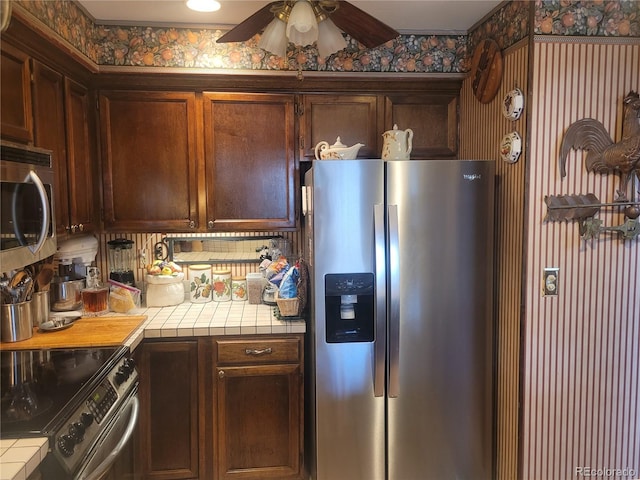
[382,124,413,160]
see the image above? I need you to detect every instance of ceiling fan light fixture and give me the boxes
[286,0,318,46]
[316,17,347,58]
[259,17,288,58]
[186,0,220,13]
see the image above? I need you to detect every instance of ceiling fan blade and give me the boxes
[217,2,279,43]
[327,1,399,48]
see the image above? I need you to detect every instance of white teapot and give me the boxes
[382,124,413,160]
[314,137,365,160]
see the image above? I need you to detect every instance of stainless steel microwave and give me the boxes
[0,141,57,273]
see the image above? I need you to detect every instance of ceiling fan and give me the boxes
[216,0,399,55]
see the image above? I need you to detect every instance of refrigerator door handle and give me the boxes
[373,203,386,397]
[388,204,400,398]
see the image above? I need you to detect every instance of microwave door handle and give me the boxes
[25,171,50,254]
[81,395,139,480]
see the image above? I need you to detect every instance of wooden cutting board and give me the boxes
[0,315,146,350]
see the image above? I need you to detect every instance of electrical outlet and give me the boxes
[138,249,147,268]
[543,267,559,296]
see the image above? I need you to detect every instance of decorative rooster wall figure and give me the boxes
[559,91,640,202]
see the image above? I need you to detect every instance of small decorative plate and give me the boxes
[503,88,524,120]
[39,315,80,332]
[500,131,522,163]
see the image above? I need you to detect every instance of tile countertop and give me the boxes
[0,301,306,480]
[125,300,306,351]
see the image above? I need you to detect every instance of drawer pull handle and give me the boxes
[245,347,272,356]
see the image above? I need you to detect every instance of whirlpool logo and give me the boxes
[463,174,482,181]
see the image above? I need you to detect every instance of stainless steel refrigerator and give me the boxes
[303,159,495,480]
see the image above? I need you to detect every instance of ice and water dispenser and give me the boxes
[324,273,374,343]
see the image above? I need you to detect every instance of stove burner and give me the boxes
[1,383,53,423]
[0,346,120,439]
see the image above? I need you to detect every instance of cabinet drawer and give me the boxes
[215,337,300,365]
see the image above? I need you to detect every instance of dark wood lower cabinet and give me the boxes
[137,340,201,479]
[137,335,304,480]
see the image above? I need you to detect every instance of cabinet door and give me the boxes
[384,94,458,158]
[215,364,302,480]
[301,94,381,160]
[100,91,199,232]
[31,61,69,235]
[138,340,200,479]
[1,43,33,143]
[64,78,96,233]
[203,93,296,231]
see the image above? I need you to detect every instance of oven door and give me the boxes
[75,385,139,480]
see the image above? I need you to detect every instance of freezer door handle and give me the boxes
[373,204,386,397]
[388,204,400,398]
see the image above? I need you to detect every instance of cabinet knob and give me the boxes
[218,370,225,379]
[188,220,196,229]
[207,221,214,229]
[78,224,84,232]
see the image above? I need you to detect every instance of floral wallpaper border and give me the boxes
[13,0,640,73]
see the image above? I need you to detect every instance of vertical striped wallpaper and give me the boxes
[523,38,640,480]
[460,39,529,480]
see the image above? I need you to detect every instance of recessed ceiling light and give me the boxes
[186,0,221,13]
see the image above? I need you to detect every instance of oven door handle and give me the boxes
[82,395,139,480]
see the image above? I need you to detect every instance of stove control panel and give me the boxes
[55,353,138,472]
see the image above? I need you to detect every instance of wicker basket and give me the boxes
[275,291,300,317]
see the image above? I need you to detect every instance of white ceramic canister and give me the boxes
[231,276,247,301]
[188,264,212,303]
[211,269,232,302]
[146,273,185,307]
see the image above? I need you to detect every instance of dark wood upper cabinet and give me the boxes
[203,93,296,231]
[301,94,382,160]
[384,94,458,159]
[32,61,96,235]
[64,78,97,233]
[99,91,200,232]
[32,61,68,234]
[1,42,33,144]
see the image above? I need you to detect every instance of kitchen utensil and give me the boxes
[0,274,12,304]
[314,137,365,160]
[50,275,85,311]
[8,270,34,303]
[35,264,54,292]
[32,290,50,327]
[381,124,413,160]
[1,300,33,342]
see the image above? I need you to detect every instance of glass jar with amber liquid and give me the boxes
[82,267,109,316]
